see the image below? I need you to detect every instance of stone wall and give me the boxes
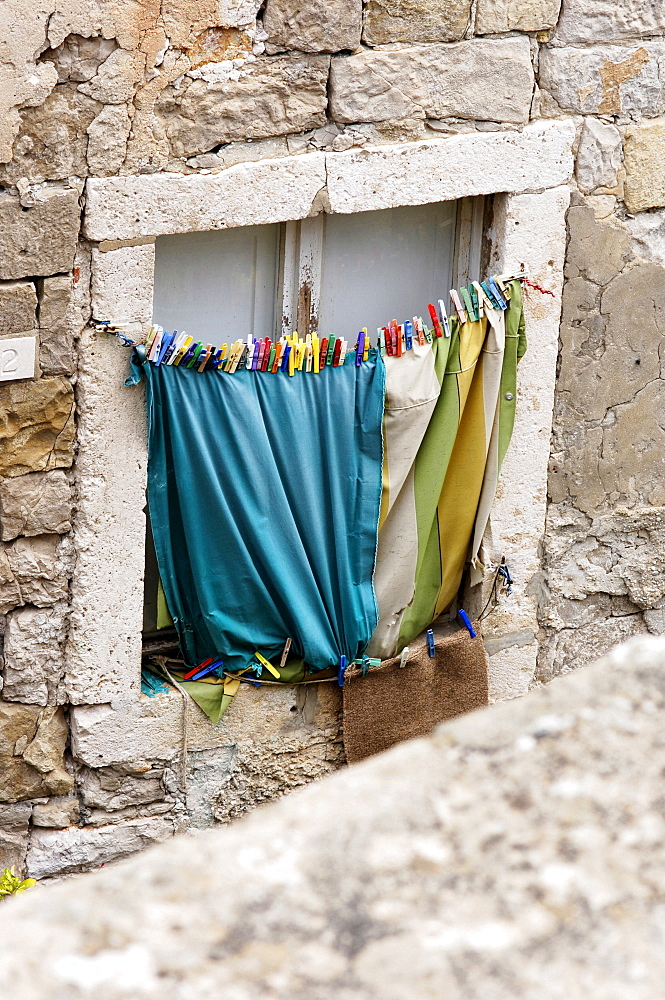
[0,0,664,878]
[2,634,665,999]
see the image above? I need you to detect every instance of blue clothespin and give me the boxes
[178,343,197,368]
[355,333,365,366]
[337,655,347,687]
[488,277,507,311]
[189,659,224,681]
[458,609,477,638]
[481,280,501,310]
[281,344,291,372]
[426,629,435,657]
[404,321,413,351]
[156,330,175,365]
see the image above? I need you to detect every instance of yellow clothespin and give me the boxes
[362,327,369,362]
[172,335,193,366]
[312,333,320,374]
[145,325,159,352]
[254,651,280,679]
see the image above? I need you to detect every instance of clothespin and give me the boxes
[487,277,507,310]
[480,281,500,310]
[157,331,178,365]
[337,655,347,688]
[197,344,213,372]
[423,321,433,344]
[326,337,336,367]
[494,275,511,301]
[355,332,364,366]
[281,343,291,373]
[339,339,348,365]
[189,659,225,682]
[413,318,424,347]
[187,343,205,369]
[312,334,320,373]
[468,283,480,320]
[472,281,491,313]
[279,638,292,668]
[427,304,443,338]
[306,342,313,372]
[251,340,260,370]
[426,629,435,658]
[458,609,477,638]
[183,657,215,680]
[404,320,413,351]
[399,646,410,669]
[147,327,164,363]
[362,328,370,362]
[166,333,185,365]
[449,289,467,325]
[460,286,477,323]
[271,342,281,372]
[437,300,451,338]
[254,651,280,679]
[163,331,182,365]
[145,325,159,354]
[179,342,197,368]
[332,338,342,366]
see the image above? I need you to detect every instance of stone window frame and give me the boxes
[69,118,574,729]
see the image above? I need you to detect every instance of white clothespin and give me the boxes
[399,646,410,669]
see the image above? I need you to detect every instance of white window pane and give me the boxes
[317,202,456,338]
[153,225,280,343]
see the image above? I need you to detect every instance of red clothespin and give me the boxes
[428,304,443,338]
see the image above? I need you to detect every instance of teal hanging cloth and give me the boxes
[137,354,385,674]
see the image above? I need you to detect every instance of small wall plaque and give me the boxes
[0,336,36,382]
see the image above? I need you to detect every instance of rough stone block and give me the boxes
[476,0,561,33]
[329,37,534,124]
[78,766,166,813]
[3,604,68,706]
[0,378,75,480]
[0,188,80,281]
[31,797,80,829]
[37,276,76,377]
[0,801,31,873]
[325,120,574,215]
[0,471,72,542]
[0,86,98,187]
[623,119,665,214]
[26,817,174,878]
[553,0,665,45]
[626,207,665,268]
[539,41,665,116]
[264,0,362,52]
[0,536,71,615]
[0,283,37,335]
[576,118,622,194]
[86,104,132,176]
[555,254,665,514]
[362,0,471,45]
[84,152,328,241]
[159,54,330,157]
[0,704,72,803]
[78,48,145,105]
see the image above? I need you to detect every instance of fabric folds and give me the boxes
[143,353,386,674]
[368,281,526,659]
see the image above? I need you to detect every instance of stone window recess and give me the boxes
[68,121,572,768]
[151,198,483,345]
[145,197,484,633]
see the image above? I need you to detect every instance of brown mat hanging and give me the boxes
[343,625,488,764]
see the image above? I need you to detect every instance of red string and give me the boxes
[522,277,555,298]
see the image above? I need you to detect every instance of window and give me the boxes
[144,197,485,634]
